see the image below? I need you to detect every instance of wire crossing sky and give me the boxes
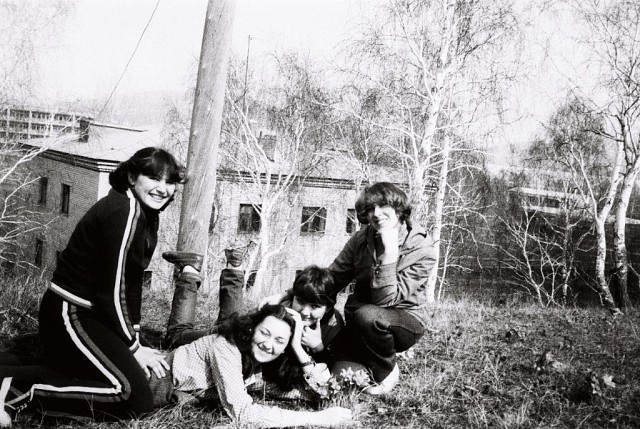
[38,0,355,103]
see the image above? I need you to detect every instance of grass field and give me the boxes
[1,275,639,428]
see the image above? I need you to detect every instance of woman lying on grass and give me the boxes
[148,303,352,427]
[162,248,345,391]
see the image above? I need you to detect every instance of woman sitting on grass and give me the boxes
[327,182,436,394]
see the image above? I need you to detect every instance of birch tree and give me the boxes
[220,53,333,295]
[568,0,640,309]
[341,0,523,301]
[331,87,395,190]
[0,1,73,271]
[532,98,620,310]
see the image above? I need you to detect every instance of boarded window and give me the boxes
[208,203,217,234]
[346,208,357,234]
[143,270,153,289]
[35,238,44,267]
[301,207,327,234]
[238,204,261,233]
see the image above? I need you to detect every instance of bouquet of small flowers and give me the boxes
[317,367,372,405]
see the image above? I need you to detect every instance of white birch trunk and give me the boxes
[425,135,450,302]
[612,162,640,308]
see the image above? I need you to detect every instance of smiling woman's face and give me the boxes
[367,204,400,230]
[291,296,327,327]
[251,315,292,363]
[129,173,175,210]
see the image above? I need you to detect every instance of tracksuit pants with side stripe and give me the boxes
[0,290,154,420]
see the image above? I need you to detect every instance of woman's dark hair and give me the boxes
[292,265,336,308]
[108,147,186,192]
[217,304,301,388]
[354,192,369,225]
[360,182,412,223]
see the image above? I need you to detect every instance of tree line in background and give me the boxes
[0,0,73,272]
[2,0,640,313]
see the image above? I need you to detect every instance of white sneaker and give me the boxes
[0,377,12,428]
[364,364,399,395]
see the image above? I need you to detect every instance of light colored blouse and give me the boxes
[172,334,326,428]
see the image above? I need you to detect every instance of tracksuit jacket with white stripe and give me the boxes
[0,187,162,420]
[51,187,158,351]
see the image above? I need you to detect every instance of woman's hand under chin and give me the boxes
[284,308,312,364]
[377,223,400,264]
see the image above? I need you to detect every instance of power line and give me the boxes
[96,0,161,120]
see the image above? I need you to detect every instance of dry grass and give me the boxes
[2,276,640,428]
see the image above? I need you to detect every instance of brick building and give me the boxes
[11,110,396,294]
[207,168,366,294]
[16,121,171,288]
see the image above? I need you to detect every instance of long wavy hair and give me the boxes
[108,147,186,192]
[217,304,301,389]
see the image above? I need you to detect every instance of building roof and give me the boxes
[23,123,165,171]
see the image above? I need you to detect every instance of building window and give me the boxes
[544,197,561,209]
[35,238,44,267]
[238,204,260,233]
[301,207,326,234]
[38,177,48,205]
[60,183,70,214]
[346,208,357,234]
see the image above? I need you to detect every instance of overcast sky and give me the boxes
[26,0,593,160]
[39,0,359,102]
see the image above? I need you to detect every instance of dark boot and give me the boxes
[162,251,203,272]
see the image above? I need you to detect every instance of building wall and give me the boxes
[204,178,359,294]
[17,143,363,296]
[25,155,103,272]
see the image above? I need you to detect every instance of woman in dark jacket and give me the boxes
[0,147,185,424]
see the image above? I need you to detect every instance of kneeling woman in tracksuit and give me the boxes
[0,147,184,421]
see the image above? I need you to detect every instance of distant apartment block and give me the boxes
[510,187,582,215]
[0,107,92,141]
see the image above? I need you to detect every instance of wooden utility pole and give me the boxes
[177,0,237,259]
